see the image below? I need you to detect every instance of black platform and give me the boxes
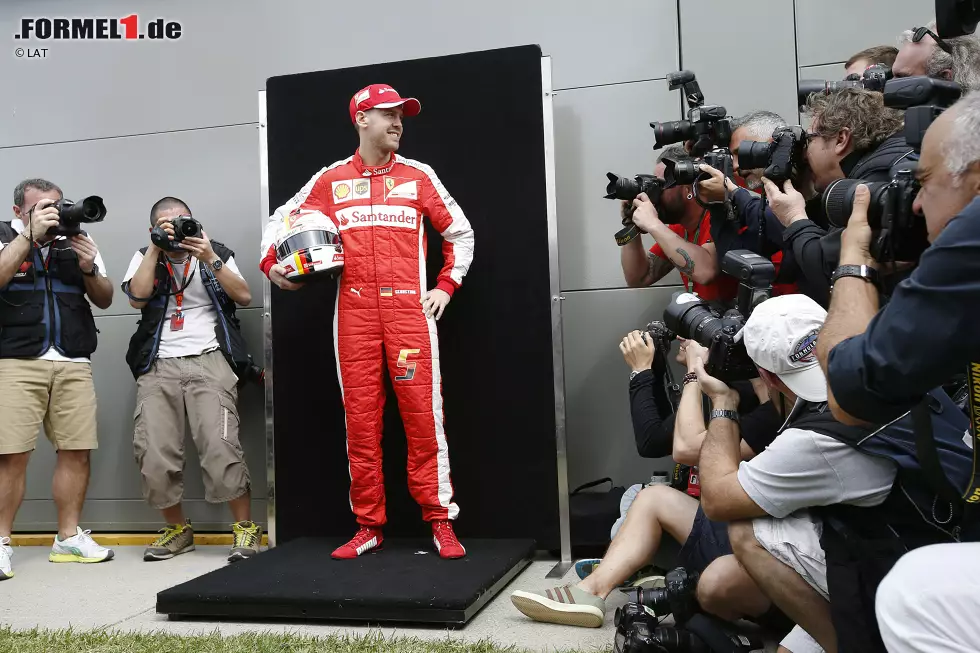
[157,537,536,626]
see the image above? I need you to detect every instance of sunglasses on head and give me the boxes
[912,26,953,54]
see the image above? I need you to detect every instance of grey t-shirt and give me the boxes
[737,427,898,519]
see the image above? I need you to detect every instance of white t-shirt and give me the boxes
[0,218,108,363]
[123,251,243,359]
[737,425,899,519]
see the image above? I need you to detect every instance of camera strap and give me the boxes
[966,361,980,504]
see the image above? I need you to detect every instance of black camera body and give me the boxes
[151,216,203,252]
[663,150,735,191]
[821,76,962,264]
[663,251,774,383]
[604,173,671,246]
[47,196,107,238]
[651,71,733,157]
[737,126,807,186]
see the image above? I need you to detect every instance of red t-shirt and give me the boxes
[649,214,738,303]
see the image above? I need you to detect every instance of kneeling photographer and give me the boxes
[122,197,261,565]
[816,90,980,652]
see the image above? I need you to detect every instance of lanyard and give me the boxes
[165,257,192,314]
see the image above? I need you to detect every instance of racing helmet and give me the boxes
[275,209,343,281]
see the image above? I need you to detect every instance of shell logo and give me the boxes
[334,183,351,200]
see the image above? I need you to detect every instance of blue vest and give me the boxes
[0,222,98,359]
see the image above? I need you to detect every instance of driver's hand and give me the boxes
[269,264,302,291]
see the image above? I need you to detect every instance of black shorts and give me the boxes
[676,505,732,573]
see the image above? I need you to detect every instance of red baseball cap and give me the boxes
[349,84,421,123]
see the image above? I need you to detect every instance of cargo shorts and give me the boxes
[133,349,250,509]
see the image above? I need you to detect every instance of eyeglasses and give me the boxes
[911,26,953,55]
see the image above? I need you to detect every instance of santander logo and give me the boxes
[336,206,418,230]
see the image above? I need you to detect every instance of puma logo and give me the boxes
[350,287,362,297]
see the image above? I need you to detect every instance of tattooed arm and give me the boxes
[646,220,720,285]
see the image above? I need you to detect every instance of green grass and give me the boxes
[0,627,593,653]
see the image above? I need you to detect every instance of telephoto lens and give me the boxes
[651,120,696,149]
[56,196,107,224]
[735,140,773,172]
[822,179,890,229]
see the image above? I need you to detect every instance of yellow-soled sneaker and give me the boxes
[49,527,114,563]
[228,520,262,563]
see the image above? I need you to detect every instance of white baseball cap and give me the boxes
[743,294,828,402]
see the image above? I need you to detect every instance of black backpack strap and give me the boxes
[683,614,741,653]
[912,396,964,505]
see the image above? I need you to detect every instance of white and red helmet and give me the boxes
[274,209,343,281]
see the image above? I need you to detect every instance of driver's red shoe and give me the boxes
[432,520,466,559]
[331,526,383,559]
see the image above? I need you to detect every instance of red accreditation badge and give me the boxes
[170,311,184,331]
[686,465,701,498]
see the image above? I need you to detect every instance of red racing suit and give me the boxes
[260,150,475,526]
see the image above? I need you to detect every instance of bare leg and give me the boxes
[228,492,251,522]
[53,450,90,540]
[729,521,838,653]
[696,554,771,622]
[0,452,31,538]
[161,504,185,525]
[579,485,699,599]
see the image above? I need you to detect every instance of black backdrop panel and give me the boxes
[266,45,559,549]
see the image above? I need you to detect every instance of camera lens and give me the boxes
[822,178,890,229]
[736,140,773,172]
[651,120,695,149]
[664,294,726,347]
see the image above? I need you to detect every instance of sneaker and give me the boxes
[228,520,262,563]
[432,520,465,559]
[49,527,114,563]
[0,536,12,580]
[511,584,606,628]
[575,558,667,588]
[331,526,383,560]
[144,521,195,561]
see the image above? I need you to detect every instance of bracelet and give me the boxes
[710,409,739,423]
[682,372,698,386]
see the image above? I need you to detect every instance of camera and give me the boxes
[663,150,735,197]
[613,568,763,653]
[47,196,107,237]
[822,76,962,264]
[798,64,893,106]
[663,251,774,382]
[650,71,733,157]
[936,0,980,38]
[604,173,669,246]
[737,126,808,186]
[151,215,203,252]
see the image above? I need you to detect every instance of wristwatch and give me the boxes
[82,263,99,277]
[830,264,878,290]
[209,258,224,272]
[709,409,740,423]
[629,370,643,381]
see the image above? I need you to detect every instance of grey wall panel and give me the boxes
[800,63,849,81]
[680,0,800,128]
[16,308,267,531]
[795,0,924,67]
[0,0,261,147]
[561,286,684,490]
[0,124,263,317]
[554,81,684,292]
[256,0,679,93]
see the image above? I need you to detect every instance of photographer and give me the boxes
[693,294,902,653]
[621,145,736,303]
[510,339,788,631]
[122,197,260,564]
[763,88,911,304]
[0,178,115,580]
[892,21,980,91]
[845,45,898,78]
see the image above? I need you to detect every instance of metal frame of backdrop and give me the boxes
[257,54,572,575]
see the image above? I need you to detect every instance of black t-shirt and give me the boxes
[629,372,783,459]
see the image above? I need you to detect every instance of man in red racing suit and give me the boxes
[259,84,475,560]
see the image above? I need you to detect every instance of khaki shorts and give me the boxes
[0,359,98,454]
[133,350,250,509]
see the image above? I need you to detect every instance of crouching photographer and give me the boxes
[510,315,790,643]
[817,90,980,652]
[121,197,262,564]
